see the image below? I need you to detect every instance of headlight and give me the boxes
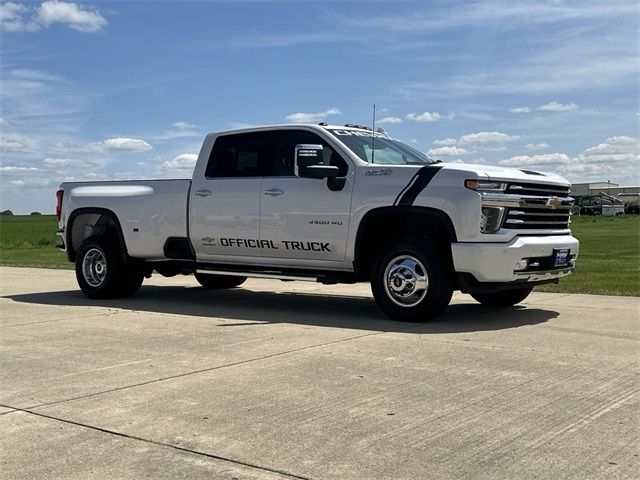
[480,206,505,233]
[465,180,507,192]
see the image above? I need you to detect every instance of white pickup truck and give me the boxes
[56,123,579,321]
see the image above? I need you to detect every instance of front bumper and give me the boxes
[451,235,579,284]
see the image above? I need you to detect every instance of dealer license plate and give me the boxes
[553,249,570,267]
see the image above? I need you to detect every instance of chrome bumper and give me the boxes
[513,267,574,282]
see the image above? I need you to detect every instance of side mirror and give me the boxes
[295,144,340,179]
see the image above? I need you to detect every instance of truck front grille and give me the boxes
[504,206,571,230]
[482,182,574,231]
[503,182,572,230]
[505,182,570,197]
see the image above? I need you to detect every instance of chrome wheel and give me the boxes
[82,247,107,288]
[383,255,429,307]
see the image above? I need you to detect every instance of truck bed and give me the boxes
[61,179,191,260]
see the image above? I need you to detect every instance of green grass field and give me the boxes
[536,215,639,296]
[0,214,638,296]
[0,215,69,269]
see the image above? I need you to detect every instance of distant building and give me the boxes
[571,181,640,196]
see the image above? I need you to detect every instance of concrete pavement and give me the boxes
[1,266,638,479]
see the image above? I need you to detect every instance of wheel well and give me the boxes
[354,207,456,281]
[67,208,128,262]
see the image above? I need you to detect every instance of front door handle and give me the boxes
[195,189,212,197]
[264,188,284,197]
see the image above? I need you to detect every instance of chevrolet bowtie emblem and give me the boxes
[547,196,561,209]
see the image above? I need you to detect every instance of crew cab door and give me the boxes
[259,129,354,267]
[190,131,276,263]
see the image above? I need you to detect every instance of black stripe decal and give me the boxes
[392,171,421,206]
[396,166,443,206]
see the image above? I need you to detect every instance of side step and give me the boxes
[196,269,316,282]
[195,265,356,285]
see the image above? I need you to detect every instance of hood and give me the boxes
[440,162,570,187]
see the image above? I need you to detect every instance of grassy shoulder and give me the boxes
[0,215,71,269]
[536,215,639,296]
[0,214,638,295]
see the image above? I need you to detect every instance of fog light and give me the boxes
[480,206,505,233]
[514,259,529,271]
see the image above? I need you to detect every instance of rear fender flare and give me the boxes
[66,207,128,262]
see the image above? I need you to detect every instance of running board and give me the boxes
[196,269,317,282]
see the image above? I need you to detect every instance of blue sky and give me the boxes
[1,0,639,213]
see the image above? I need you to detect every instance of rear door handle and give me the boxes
[264,188,284,197]
[195,189,212,197]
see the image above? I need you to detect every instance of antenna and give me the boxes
[371,104,376,164]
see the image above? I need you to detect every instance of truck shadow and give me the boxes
[5,284,559,333]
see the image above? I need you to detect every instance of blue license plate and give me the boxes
[554,249,570,267]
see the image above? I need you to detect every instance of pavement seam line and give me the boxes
[13,325,419,412]
[0,405,312,480]
[0,311,121,329]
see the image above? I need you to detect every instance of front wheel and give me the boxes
[75,235,143,299]
[371,239,453,322]
[470,287,533,307]
[195,273,247,289]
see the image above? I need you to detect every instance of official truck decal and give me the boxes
[394,166,443,206]
[202,237,331,252]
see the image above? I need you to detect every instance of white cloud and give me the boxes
[509,107,530,113]
[37,1,106,32]
[10,69,61,82]
[427,146,472,157]
[428,132,520,157]
[0,2,37,31]
[334,2,639,32]
[458,131,520,146]
[161,153,198,170]
[0,116,8,127]
[0,137,29,153]
[524,143,550,151]
[538,101,578,112]
[578,136,640,163]
[172,121,198,130]
[285,108,342,123]
[41,157,97,168]
[0,1,106,33]
[497,136,639,184]
[433,138,457,146]
[0,165,44,173]
[53,137,152,153]
[406,111,452,122]
[377,116,403,124]
[101,138,152,151]
[500,153,572,167]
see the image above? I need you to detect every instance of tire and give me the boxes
[470,287,533,307]
[371,239,453,322]
[195,273,247,289]
[75,235,143,299]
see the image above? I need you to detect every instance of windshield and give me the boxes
[328,129,436,165]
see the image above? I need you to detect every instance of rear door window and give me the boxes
[206,131,277,178]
